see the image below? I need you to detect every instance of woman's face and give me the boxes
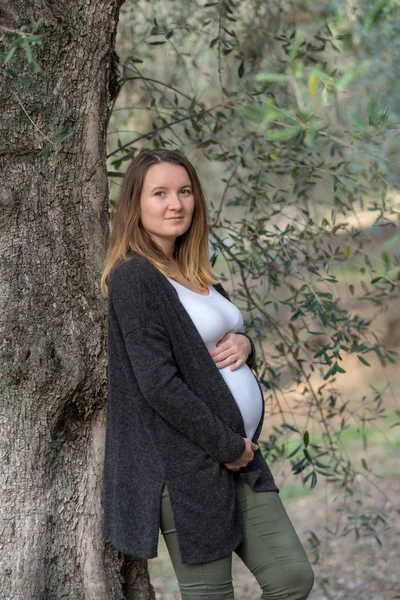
[139,162,195,255]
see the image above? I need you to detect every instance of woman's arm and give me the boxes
[108,266,246,465]
[122,324,246,464]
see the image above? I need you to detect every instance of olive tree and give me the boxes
[0,2,155,598]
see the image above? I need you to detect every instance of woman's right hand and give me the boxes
[224,438,259,471]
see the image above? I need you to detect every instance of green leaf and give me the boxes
[303,470,317,488]
[4,44,18,63]
[265,127,302,141]
[303,430,309,447]
[22,39,33,64]
[288,37,302,63]
[338,32,353,50]
[325,21,333,36]
[381,232,400,251]
[357,355,371,367]
[304,128,316,146]
[364,0,390,32]
[287,443,302,458]
[337,66,366,89]
[31,18,43,34]
[197,139,215,148]
[254,72,289,83]
[314,459,330,469]
[382,250,390,272]
[352,114,371,131]
[303,448,313,463]
[311,68,336,87]
[240,104,265,122]
[55,130,74,144]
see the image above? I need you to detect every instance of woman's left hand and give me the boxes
[210,332,252,372]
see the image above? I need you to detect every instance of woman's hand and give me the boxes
[210,332,252,372]
[224,438,259,471]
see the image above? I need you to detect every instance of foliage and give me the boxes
[0,18,43,78]
[108,0,400,556]
[1,19,74,166]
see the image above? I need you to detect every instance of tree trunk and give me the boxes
[0,2,155,598]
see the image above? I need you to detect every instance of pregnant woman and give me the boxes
[101,148,314,599]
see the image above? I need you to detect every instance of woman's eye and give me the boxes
[154,189,191,197]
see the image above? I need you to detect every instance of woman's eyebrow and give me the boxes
[151,184,192,192]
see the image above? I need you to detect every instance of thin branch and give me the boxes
[107,100,237,158]
[12,91,52,143]
[124,75,192,101]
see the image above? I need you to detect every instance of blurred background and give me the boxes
[108,1,400,598]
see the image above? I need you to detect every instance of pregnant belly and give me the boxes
[218,363,264,439]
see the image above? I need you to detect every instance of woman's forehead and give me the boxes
[143,162,191,188]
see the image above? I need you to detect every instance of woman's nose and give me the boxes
[168,194,184,208]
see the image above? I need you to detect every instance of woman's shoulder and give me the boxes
[108,255,166,328]
[109,254,158,290]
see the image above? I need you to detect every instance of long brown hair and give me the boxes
[100,148,219,297]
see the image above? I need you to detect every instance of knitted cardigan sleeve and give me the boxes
[237,332,256,369]
[108,265,247,464]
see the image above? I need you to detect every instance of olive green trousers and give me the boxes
[160,473,314,600]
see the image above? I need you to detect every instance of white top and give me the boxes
[164,275,263,441]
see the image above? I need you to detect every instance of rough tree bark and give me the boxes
[0,2,155,598]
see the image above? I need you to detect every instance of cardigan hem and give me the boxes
[103,529,245,566]
[175,530,244,566]
[104,535,158,561]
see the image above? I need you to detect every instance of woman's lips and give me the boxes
[167,217,184,220]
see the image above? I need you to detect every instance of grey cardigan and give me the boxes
[103,253,279,565]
